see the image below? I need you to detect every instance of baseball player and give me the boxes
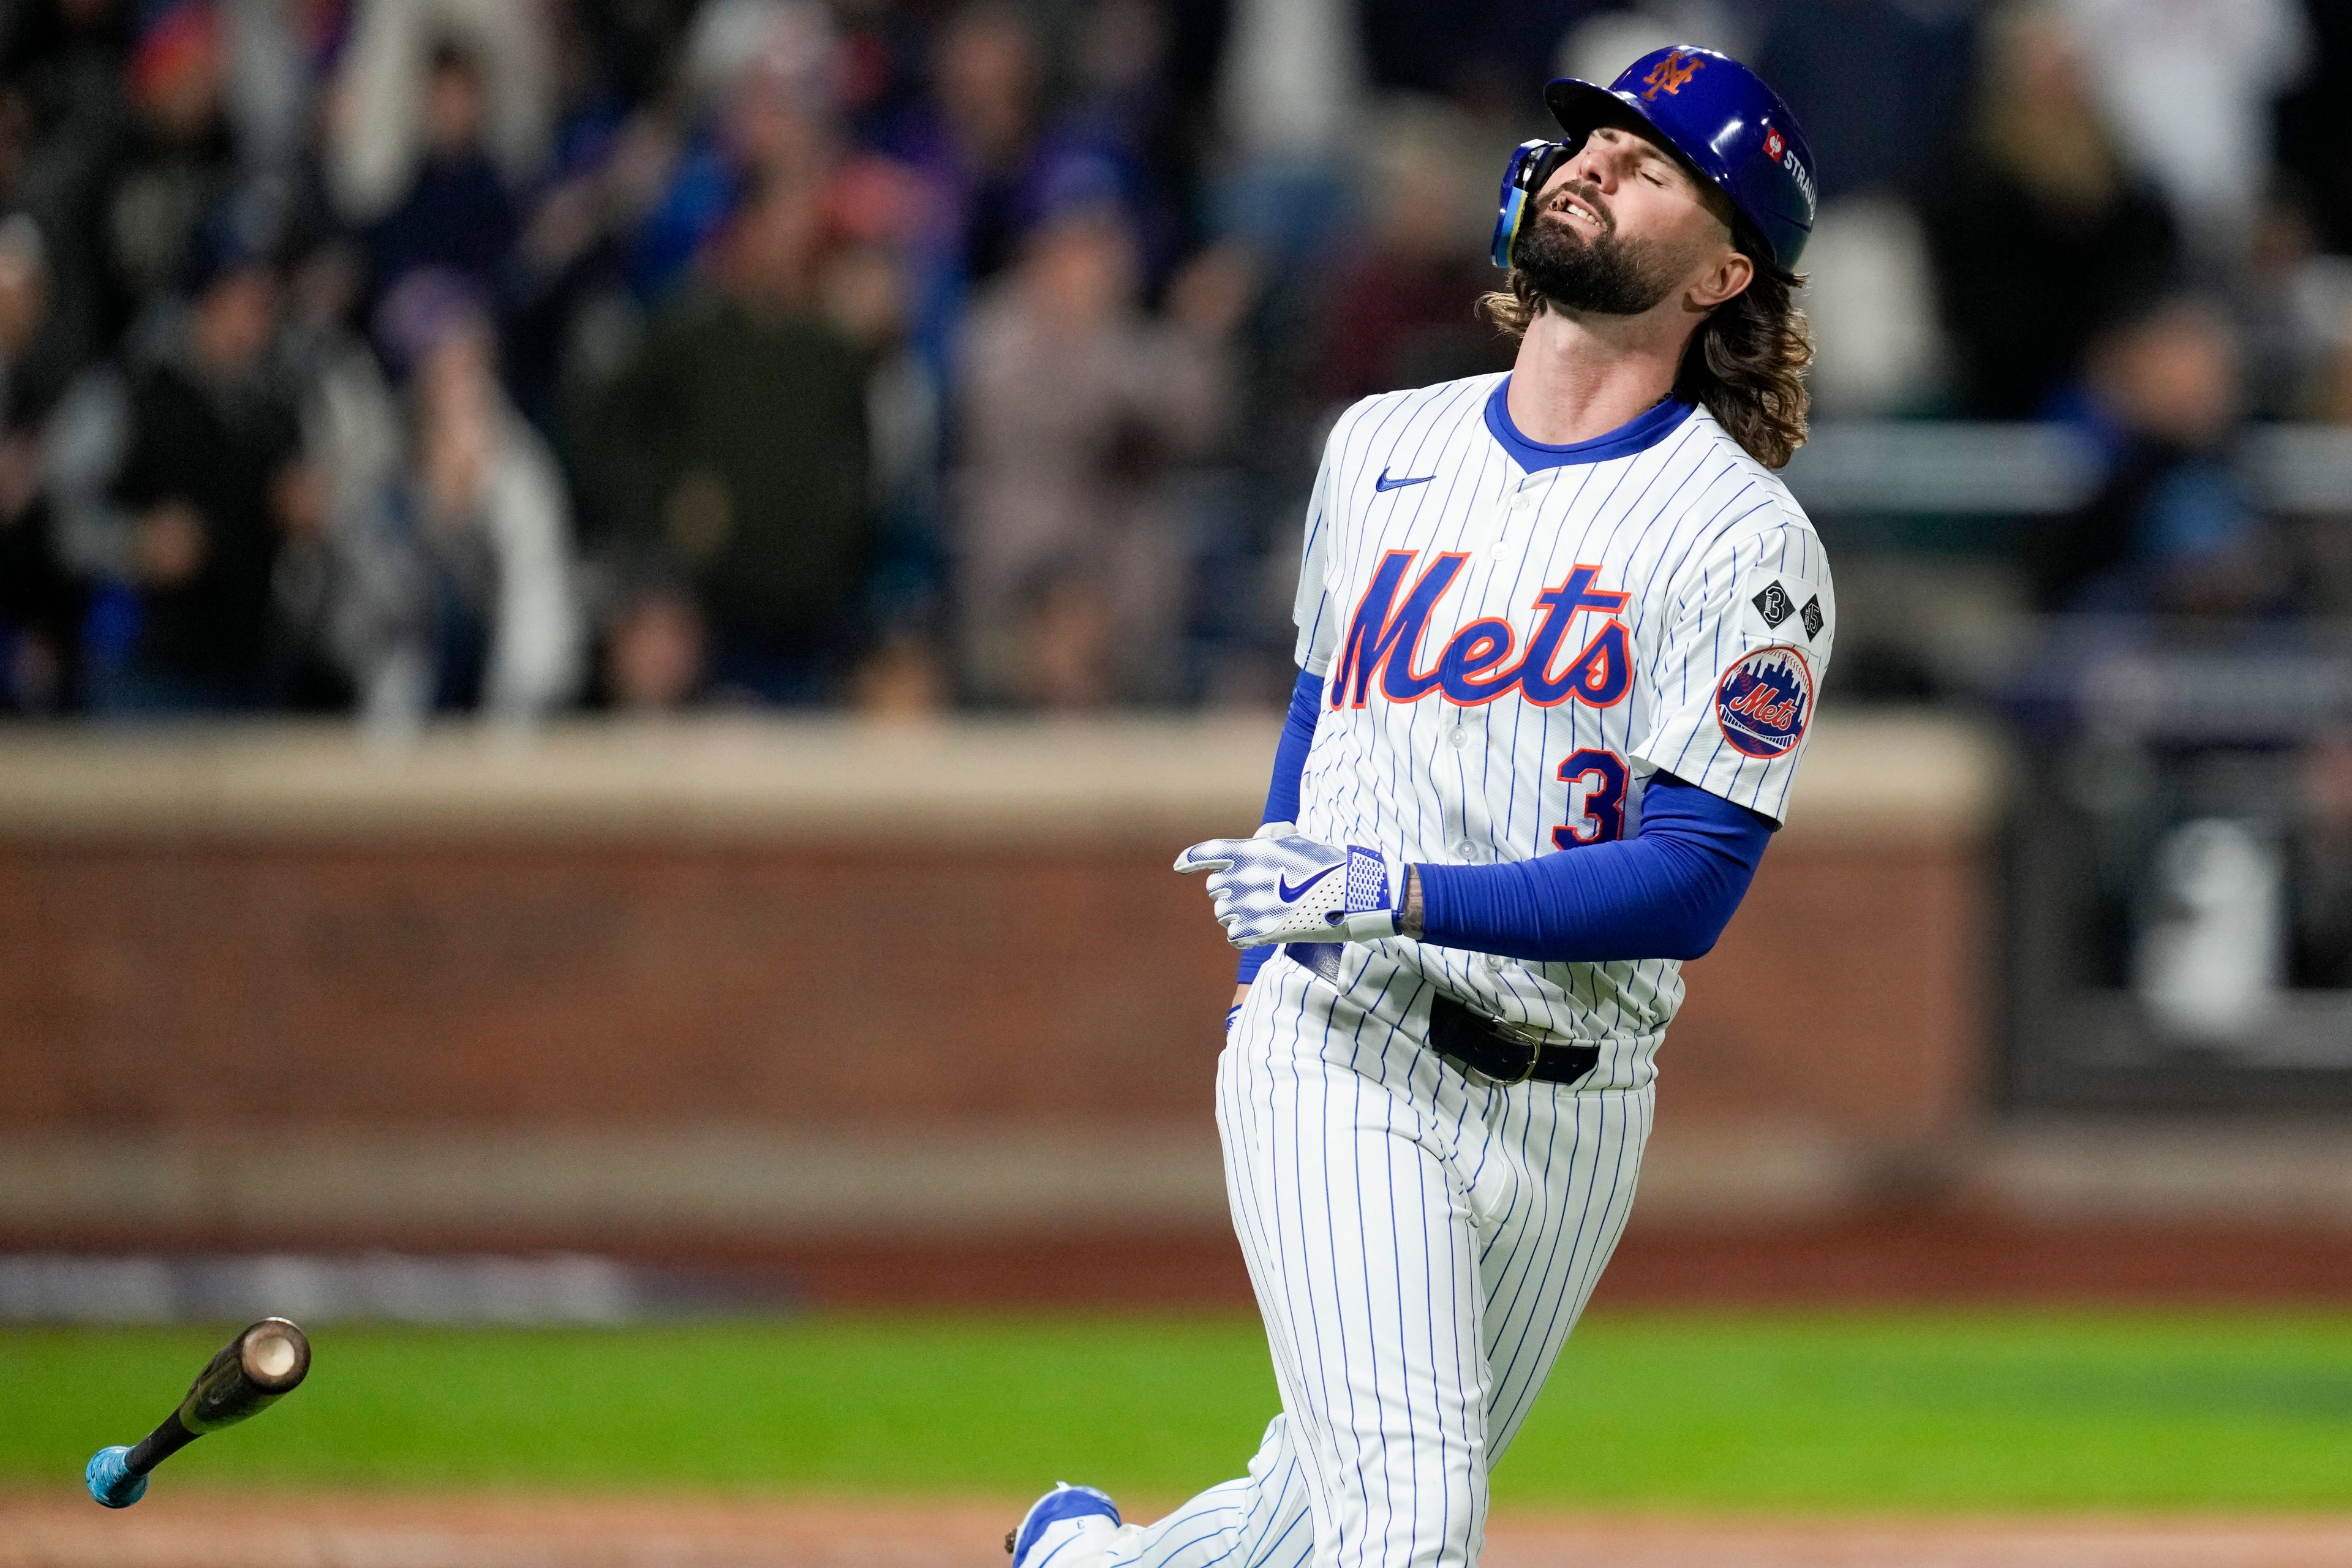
[1010,45,1828,1568]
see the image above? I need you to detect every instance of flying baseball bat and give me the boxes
[85,1317,311,1508]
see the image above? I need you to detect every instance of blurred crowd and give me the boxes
[0,0,2346,722]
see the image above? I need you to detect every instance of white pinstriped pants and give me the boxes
[1098,948,1654,1568]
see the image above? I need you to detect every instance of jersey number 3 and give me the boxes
[1552,749,1627,848]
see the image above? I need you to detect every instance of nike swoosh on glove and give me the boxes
[1175,831,1405,947]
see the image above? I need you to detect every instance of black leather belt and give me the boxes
[1281,944,1601,1088]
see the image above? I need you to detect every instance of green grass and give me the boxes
[7,1310,2352,1509]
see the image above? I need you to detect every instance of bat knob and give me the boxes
[86,1446,148,1509]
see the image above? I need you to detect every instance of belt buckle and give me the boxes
[1488,1017,1547,1085]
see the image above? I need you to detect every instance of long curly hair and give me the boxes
[1479,235,1813,470]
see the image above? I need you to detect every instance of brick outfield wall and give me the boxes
[0,716,2005,1288]
[17,721,2345,1305]
[0,832,1981,1139]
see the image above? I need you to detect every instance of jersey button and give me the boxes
[1449,726,1468,748]
[1457,840,1477,858]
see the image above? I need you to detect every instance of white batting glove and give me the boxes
[1175,827,1406,948]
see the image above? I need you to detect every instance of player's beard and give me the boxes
[1513,187,1681,317]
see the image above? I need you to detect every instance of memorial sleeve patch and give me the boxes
[1740,567,1831,648]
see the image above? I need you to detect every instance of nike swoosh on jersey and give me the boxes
[1278,864,1343,900]
[1374,468,1435,492]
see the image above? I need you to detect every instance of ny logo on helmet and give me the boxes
[1640,50,1704,100]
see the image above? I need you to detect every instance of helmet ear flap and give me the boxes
[1490,139,1575,270]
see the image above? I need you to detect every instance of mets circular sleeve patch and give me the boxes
[1713,646,1814,759]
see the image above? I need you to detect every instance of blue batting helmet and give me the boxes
[1490,44,1817,273]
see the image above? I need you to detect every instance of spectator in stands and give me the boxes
[498,2,710,429]
[2053,0,2310,272]
[1921,1,2180,420]
[882,4,1050,292]
[821,237,948,711]
[0,0,131,269]
[2231,188,2352,425]
[600,579,706,710]
[581,172,870,706]
[328,0,552,234]
[626,0,840,303]
[0,0,132,146]
[951,186,1237,706]
[1060,0,1190,282]
[2274,0,2352,258]
[1298,97,1510,413]
[320,269,581,725]
[20,0,241,372]
[87,225,312,712]
[881,2,1192,385]
[0,211,74,452]
[0,214,78,712]
[260,236,399,712]
[361,37,518,304]
[2032,296,2274,617]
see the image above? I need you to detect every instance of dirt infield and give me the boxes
[6,1493,2352,1568]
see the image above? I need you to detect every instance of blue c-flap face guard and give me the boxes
[1490,138,1578,271]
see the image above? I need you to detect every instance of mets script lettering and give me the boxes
[1330,551,1634,711]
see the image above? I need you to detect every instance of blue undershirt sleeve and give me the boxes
[1414,774,1773,965]
[1260,668,1324,826]
[1236,668,1325,984]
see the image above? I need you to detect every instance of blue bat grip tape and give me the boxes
[86,1445,148,1508]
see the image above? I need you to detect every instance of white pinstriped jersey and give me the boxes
[1291,371,1835,1072]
